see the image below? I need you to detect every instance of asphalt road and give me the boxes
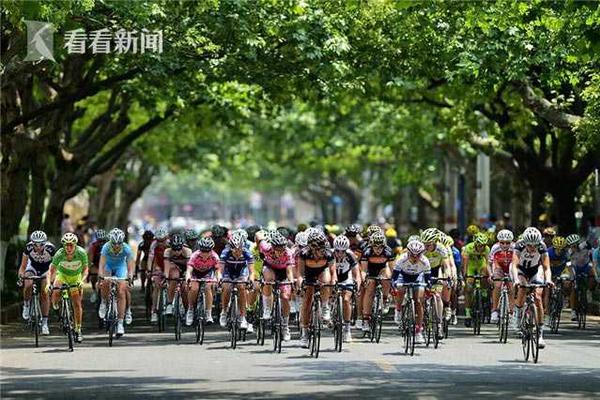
[2,284,599,400]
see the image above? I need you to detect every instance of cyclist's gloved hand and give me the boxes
[424,273,431,285]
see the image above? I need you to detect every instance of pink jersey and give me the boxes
[489,243,514,273]
[188,250,220,272]
[258,240,295,270]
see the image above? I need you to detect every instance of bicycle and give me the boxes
[519,283,546,363]
[425,277,448,349]
[166,277,186,341]
[261,280,294,353]
[144,271,154,322]
[365,277,391,344]
[493,276,512,344]
[254,281,266,346]
[189,278,216,345]
[51,284,79,351]
[397,282,425,356]
[99,276,129,347]
[221,279,251,349]
[332,283,356,352]
[21,276,44,347]
[548,276,569,334]
[574,274,588,330]
[156,277,168,333]
[466,275,487,335]
[303,281,325,358]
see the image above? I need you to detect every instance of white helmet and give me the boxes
[155,227,168,240]
[406,240,425,256]
[109,228,125,244]
[496,229,514,242]
[30,230,47,244]
[333,235,350,251]
[229,232,245,249]
[522,227,542,245]
[295,231,308,247]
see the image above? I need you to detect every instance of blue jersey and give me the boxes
[451,246,461,270]
[220,247,254,275]
[101,242,133,271]
[548,247,568,276]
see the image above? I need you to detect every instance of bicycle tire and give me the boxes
[311,297,321,358]
[63,299,74,352]
[157,288,166,332]
[196,291,205,344]
[230,292,238,349]
[424,299,432,347]
[32,296,40,348]
[473,290,482,335]
[273,296,281,353]
[336,295,343,352]
[144,281,153,322]
[409,299,416,356]
[578,287,587,329]
[432,303,440,349]
[498,292,508,343]
[174,294,182,341]
[350,291,357,326]
[370,292,380,343]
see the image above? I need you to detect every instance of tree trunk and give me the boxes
[0,154,30,242]
[43,188,69,242]
[27,152,49,235]
[530,184,545,227]
[549,184,577,234]
[392,190,403,230]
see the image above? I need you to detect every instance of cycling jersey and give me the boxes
[547,247,569,277]
[258,240,294,270]
[488,242,514,274]
[451,246,461,271]
[101,242,133,279]
[137,239,152,269]
[569,243,592,276]
[462,242,489,276]
[52,246,88,285]
[149,240,168,271]
[334,249,357,285]
[164,247,192,272]
[250,243,263,279]
[360,245,394,277]
[424,244,449,270]
[88,240,105,267]
[514,240,547,282]
[23,241,56,276]
[300,247,334,284]
[220,247,253,281]
[392,253,430,284]
[188,250,219,279]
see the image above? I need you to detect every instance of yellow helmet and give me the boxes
[552,236,567,250]
[385,228,397,238]
[440,234,454,248]
[467,224,480,236]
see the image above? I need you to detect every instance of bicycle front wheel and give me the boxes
[32,297,41,348]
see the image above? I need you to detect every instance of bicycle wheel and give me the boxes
[273,298,281,353]
[424,300,432,347]
[578,288,587,329]
[432,304,440,349]
[32,297,40,348]
[553,291,563,333]
[473,290,482,335]
[370,293,380,343]
[336,296,343,352]
[498,292,508,343]
[108,299,115,347]
[174,294,182,341]
[230,294,238,349]
[63,299,74,352]
[528,304,539,363]
[157,288,166,332]
[144,281,153,321]
[408,300,416,356]
[350,292,357,326]
[311,298,321,358]
[521,308,531,362]
[196,291,205,344]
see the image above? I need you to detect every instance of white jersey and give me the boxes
[569,243,592,267]
[394,253,431,275]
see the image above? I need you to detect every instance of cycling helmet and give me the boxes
[211,225,227,238]
[30,230,47,244]
[344,224,362,237]
[543,227,556,236]
[155,228,168,241]
[496,229,514,242]
[421,228,439,244]
[198,237,215,251]
[142,230,154,241]
[565,234,581,246]
[235,229,249,241]
[385,228,397,238]
[184,228,199,241]
[170,234,185,250]
[474,233,488,246]
[366,225,382,237]
[333,235,350,251]
[61,232,78,245]
[229,233,245,249]
[407,235,421,243]
[277,227,290,240]
[245,225,261,242]
[522,227,542,245]
[108,228,125,244]
[307,230,327,248]
[369,232,386,246]
[295,231,308,247]
[95,229,107,241]
[552,236,567,250]
[440,234,454,248]
[467,224,480,236]
[270,232,288,248]
[406,240,426,256]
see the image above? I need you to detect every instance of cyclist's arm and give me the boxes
[47,264,56,287]
[99,255,107,278]
[329,259,338,284]
[352,264,361,291]
[127,257,135,280]
[461,253,469,278]
[87,246,95,266]
[542,253,551,284]
[297,258,305,287]
[135,246,142,269]
[248,261,255,282]
[18,253,28,277]
[81,262,89,284]
[510,252,519,283]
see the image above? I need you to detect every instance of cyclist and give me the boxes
[48,233,89,343]
[461,232,490,328]
[135,230,154,292]
[148,228,169,323]
[421,228,451,338]
[257,230,295,341]
[218,232,255,331]
[385,227,402,258]
[465,224,480,244]
[511,227,553,348]
[545,236,572,319]
[211,225,229,256]
[542,227,557,249]
[87,229,107,303]
[439,234,457,323]
[186,237,220,325]
[445,233,462,325]
[344,224,363,258]
[164,234,192,315]
[489,229,515,324]
[184,228,199,251]
[354,225,384,330]
[566,234,597,321]
[392,240,430,344]
[297,230,336,348]
[333,235,361,343]
[360,231,394,333]
[98,228,134,335]
[18,231,56,335]
[246,227,264,328]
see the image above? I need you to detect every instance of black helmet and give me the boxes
[142,230,154,241]
[170,234,185,250]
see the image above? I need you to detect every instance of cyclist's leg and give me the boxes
[463,277,474,321]
[221,282,232,315]
[318,268,332,312]
[70,285,84,331]
[380,267,392,305]
[117,280,128,320]
[415,288,425,326]
[151,269,163,312]
[492,269,502,311]
[262,267,275,315]
[22,270,34,302]
[167,266,179,304]
[187,281,199,309]
[39,275,50,318]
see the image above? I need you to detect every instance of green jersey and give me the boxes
[52,246,89,277]
[462,242,490,275]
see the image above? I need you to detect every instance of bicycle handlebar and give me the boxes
[22,275,44,281]
[492,277,512,282]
